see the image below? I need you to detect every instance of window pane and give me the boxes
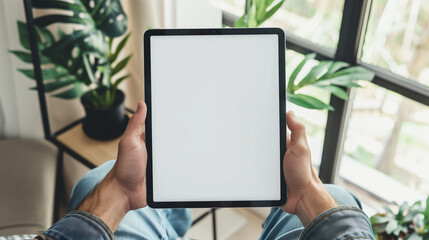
[339,83,429,213]
[361,0,429,86]
[286,50,329,167]
[219,0,245,17]
[264,0,345,49]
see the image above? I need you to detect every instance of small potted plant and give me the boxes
[10,0,132,140]
[371,197,429,240]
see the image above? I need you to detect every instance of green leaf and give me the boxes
[18,67,69,80]
[109,33,131,63]
[371,215,391,225]
[18,69,35,79]
[34,15,89,27]
[36,26,55,47]
[287,53,316,93]
[287,93,334,110]
[315,76,363,88]
[258,0,285,25]
[424,196,429,227]
[42,78,77,93]
[82,53,97,84]
[32,0,86,12]
[385,220,399,234]
[329,66,375,81]
[112,74,130,88]
[316,85,349,100]
[17,21,30,50]
[247,4,258,27]
[233,15,245,28]
[320,61,349,78]
[52,83,83,99]
[407,232,423,240]
[9,50,49,64]
[297,61,333,88]
[255,0,266,21]
[111,54,132,76]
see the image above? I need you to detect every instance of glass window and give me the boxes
[339,83,429,213]
[286,50,329,167]
[264,0,345,49]
[219,0,245,17]
[361,0,429,86]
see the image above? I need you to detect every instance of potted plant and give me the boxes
[371,197,429,240]
[10,0,132,140]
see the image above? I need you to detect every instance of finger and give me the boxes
[124,101,147,138]
[286,111,307,144]
[286,132,291,148]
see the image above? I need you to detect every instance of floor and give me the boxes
[185,208,268,240]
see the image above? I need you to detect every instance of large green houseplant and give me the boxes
[10,0,132,140]
[234,0,374,110]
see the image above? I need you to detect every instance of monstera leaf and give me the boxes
[9,0,129,101]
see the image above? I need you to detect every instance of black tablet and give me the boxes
[144,28,286,208]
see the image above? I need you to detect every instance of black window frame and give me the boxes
[223,0,429,183]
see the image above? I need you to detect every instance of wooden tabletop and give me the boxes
[56,123,122,168]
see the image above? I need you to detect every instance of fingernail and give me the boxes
[136,102,141,112]
[290,111,296,118]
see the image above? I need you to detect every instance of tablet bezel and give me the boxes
[144,28,287,208]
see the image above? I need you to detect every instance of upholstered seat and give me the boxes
[0,139,57,236]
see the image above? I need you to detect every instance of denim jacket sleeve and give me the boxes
[300,206,375,240]
[36,211,114,240]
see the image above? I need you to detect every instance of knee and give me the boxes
[324,184,362,209]
[67,160,116,211]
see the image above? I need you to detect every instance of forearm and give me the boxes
[77,171,130,232]
[295,181,338,226]
[38,171,131,240]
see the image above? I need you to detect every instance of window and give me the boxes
[264,0,345,49]
[339,83,429,211]
[220,0,429,213]
[361,0,429,86]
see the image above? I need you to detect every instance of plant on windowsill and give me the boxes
[370,197,429,240]
[10,0,132,140]
[234,0,375,110]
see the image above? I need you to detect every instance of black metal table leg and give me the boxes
[53,150,64,223]
[211,208,217,240]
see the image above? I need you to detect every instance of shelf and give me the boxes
[56,123,121,168]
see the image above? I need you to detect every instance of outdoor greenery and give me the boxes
[10,0,131,110]
[371,197,429,240]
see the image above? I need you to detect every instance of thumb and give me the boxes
[123,101,147,138]
[286,111,307,145]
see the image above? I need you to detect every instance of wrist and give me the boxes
[78,172,131,232]
[296,181,337,227]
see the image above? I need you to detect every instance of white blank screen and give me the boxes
[150,34,280,202]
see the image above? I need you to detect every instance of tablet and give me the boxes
[144,28,286,208]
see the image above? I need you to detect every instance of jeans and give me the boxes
[67,160,362,240]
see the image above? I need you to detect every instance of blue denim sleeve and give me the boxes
[300,206,375,240]
[42,211,114,240]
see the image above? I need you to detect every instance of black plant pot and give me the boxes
[81,89,129,140]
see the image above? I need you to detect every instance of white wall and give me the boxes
[0,0,43,139]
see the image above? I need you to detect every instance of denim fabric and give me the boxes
[63,160,374,240]
[66,160,192,240]
[259,184,374,240]
[43,211,113,240]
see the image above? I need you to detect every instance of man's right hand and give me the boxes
[281,111,337,226]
